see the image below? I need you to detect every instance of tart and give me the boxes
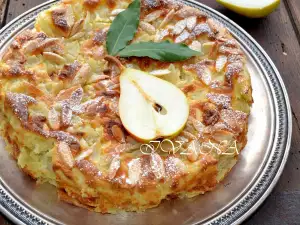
[0,0,253,213]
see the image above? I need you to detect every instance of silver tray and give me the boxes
[0,0,292,224]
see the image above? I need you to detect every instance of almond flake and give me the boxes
[144,10,163,22]
[140,22,156,35]
[215,55,227,72]
[69,87,83,108]
[173,19,187,35]
[43,52,65,64]
[186,16,197,31]
[108,155,121,179]
[189,40,202,52]
[6,92,36,122]
[159,9,175,28]
[61,100,73,126]
[58,141,74,168]
[175,30,190,43]
[75,148,93,161]
[111,9,125,16]
[150,153,165,180]
[111,125,125,143]
[127,158,141,186]
[48,107,60,130]
[72,64,91,85]
[149,69,171,76]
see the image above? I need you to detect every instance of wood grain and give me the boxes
[2,0,300,224]
[285,0,300,35]
[0,0,8,27]
[5,0,44,24]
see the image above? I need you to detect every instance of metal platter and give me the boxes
[0,0,292,224]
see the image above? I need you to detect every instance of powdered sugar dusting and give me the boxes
[69,87,83,108]
[207,93,231,109]
[61,100,72,126]
[192,23,213,37]
[175,30,190,43]
[165,156,186,179]
[150,153,165,180]
[108,155,120,179]
[225,62,243,85]
[126,158,142,186]
[6,92,36,122]
[50,131,80,150]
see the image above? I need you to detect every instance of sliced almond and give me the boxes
[218,46,242,55]
[70,19,84,36]
[58,142,74,168]
[207,93,231,109]
[22,40,39,54]
[149,69,171,76]
[182,131,197,140]
[150,153,165,180]
[174,30,190,43]
[43,52,65,64]
[127,158,141,186]
[75,148,93,161]
[192,23,213,37]
[189,40,202,52]
[108,83,120,90]
[39,38,60,50]
[61,101,73,126]
[173,19,187,35]
[69,87,83,111]
[111,125,125,143]
[216,55,227,72]
[69,32,85,40]
[201,68,212,85]
[207,18,227,39]
[190,117,205,133]
[186,16,197,31]
[66,5,75,27]
[97,74,110,80]
[154,29,169,42]
[140,21,156,35]
[72,64,91,85]
[111,8,125,16]
[108,155,120,179]
[186,140,200,162]
[144,10,163,22]
[5,92,36,122]
[159,9,175,28]
[175,6,206,18]
[48,107,60,130]
[165,157,186,178]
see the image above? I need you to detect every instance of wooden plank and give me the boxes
[5,0,44,24]
[285,0,300,35]
[0,0,8,27]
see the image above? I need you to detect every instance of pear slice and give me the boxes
[119,68,189,141]
[217,0,280,18]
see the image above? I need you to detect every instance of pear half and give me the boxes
[217,0,280,18]
[119,68,189,142]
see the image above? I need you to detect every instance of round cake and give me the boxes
[0,0,253,213]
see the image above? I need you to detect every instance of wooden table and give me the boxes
[1,0,300,224]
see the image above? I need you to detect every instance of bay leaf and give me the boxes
[106,0,140,56]
[118,41,200,62]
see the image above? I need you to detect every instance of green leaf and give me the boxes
[106,0,140,56]
[118,41,200,62]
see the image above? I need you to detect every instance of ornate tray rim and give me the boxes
[0,1,292,225]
